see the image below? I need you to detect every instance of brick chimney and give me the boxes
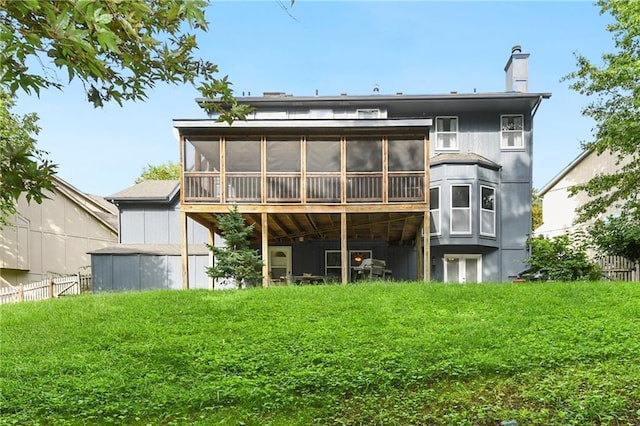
[504,45,529,92]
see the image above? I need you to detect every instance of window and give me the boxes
[435,117,458,150]
[501,115,524,149]
[325,250,371,279]
[450,185,471,234]
[480,186,496,236]
[430,187,440,235]
[357,109,380,119]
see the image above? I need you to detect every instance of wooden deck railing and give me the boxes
[346,173,382,202]
[307,175,341,203]
[183,172,425,203]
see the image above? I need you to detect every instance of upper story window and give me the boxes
[357,109,380,119]
[450,184,471,234]
[480,186,496,236]
[430,187,440,235]
[435,117,458,150]
[501,115,524,149]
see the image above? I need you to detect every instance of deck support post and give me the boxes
[416,225,423,281]
[261,212,269,288]
[341,212,348,284]
[181,210,189,290]
[208,225,215,290]
[423,211,430,282]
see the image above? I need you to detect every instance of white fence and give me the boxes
[0,274,91,305]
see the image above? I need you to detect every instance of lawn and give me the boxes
[1,281,639,425]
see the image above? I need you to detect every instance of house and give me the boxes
[0,175,118,286]
[173,46,550,285]
[535,149,622,238]
[89,180,213,291]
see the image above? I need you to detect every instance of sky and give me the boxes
[14,1,614,197]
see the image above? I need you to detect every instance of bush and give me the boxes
[526,234,601,281]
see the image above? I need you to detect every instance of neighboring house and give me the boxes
[0,176,118,286]
[535,149,621,238]
[172,46,550,285]
[89,180,213,291]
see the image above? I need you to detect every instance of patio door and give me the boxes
[269,246,292,282]
[444,254,482,283]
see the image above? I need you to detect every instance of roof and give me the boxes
[430,153,501,171]
[106,180,180,203]
[538,150,591,196]
[51,176,118,234]
[89,243,209,256]
[189,91,552,120]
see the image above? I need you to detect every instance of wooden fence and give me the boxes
[596,256,639,282]
[0,274,92,305]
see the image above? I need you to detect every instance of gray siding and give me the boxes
[428,111,533,282]
[119,203,208,245]
[274,240,417,281]
[91,254,209,292]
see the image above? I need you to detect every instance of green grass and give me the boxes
[1,281,639,425]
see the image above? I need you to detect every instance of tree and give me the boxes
[565,0,640,222]
[206,206,263,288]
[0,0,251,222]
[589,212,640,264]
[136,161,181,183]
[532,188,543,231]
[0,0,250,121]
[0,90,57,226]
[525,234,601,281]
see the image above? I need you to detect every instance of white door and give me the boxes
[269,246,292,283]
[444,254,482,283]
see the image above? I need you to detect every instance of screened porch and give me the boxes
[182,135,428,204]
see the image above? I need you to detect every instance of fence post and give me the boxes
[49,276,55,299]
[19,284,24,302]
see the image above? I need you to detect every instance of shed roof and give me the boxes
[106,180,180,203]
[89,243,209,256]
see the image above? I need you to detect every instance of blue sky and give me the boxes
[14,1,613,197]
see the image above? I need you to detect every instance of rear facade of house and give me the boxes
[174,47,550,286]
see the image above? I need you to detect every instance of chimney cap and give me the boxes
[511,45,522,54]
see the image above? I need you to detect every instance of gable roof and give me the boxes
[51,176,118,233]
[538,150,591,196]
[106,180,180,204]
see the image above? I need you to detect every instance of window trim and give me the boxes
[500,114,524,150]
[429,186,441,235]
[480,185,496,237]
[434,116,459,151]
[450,184,472,235]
